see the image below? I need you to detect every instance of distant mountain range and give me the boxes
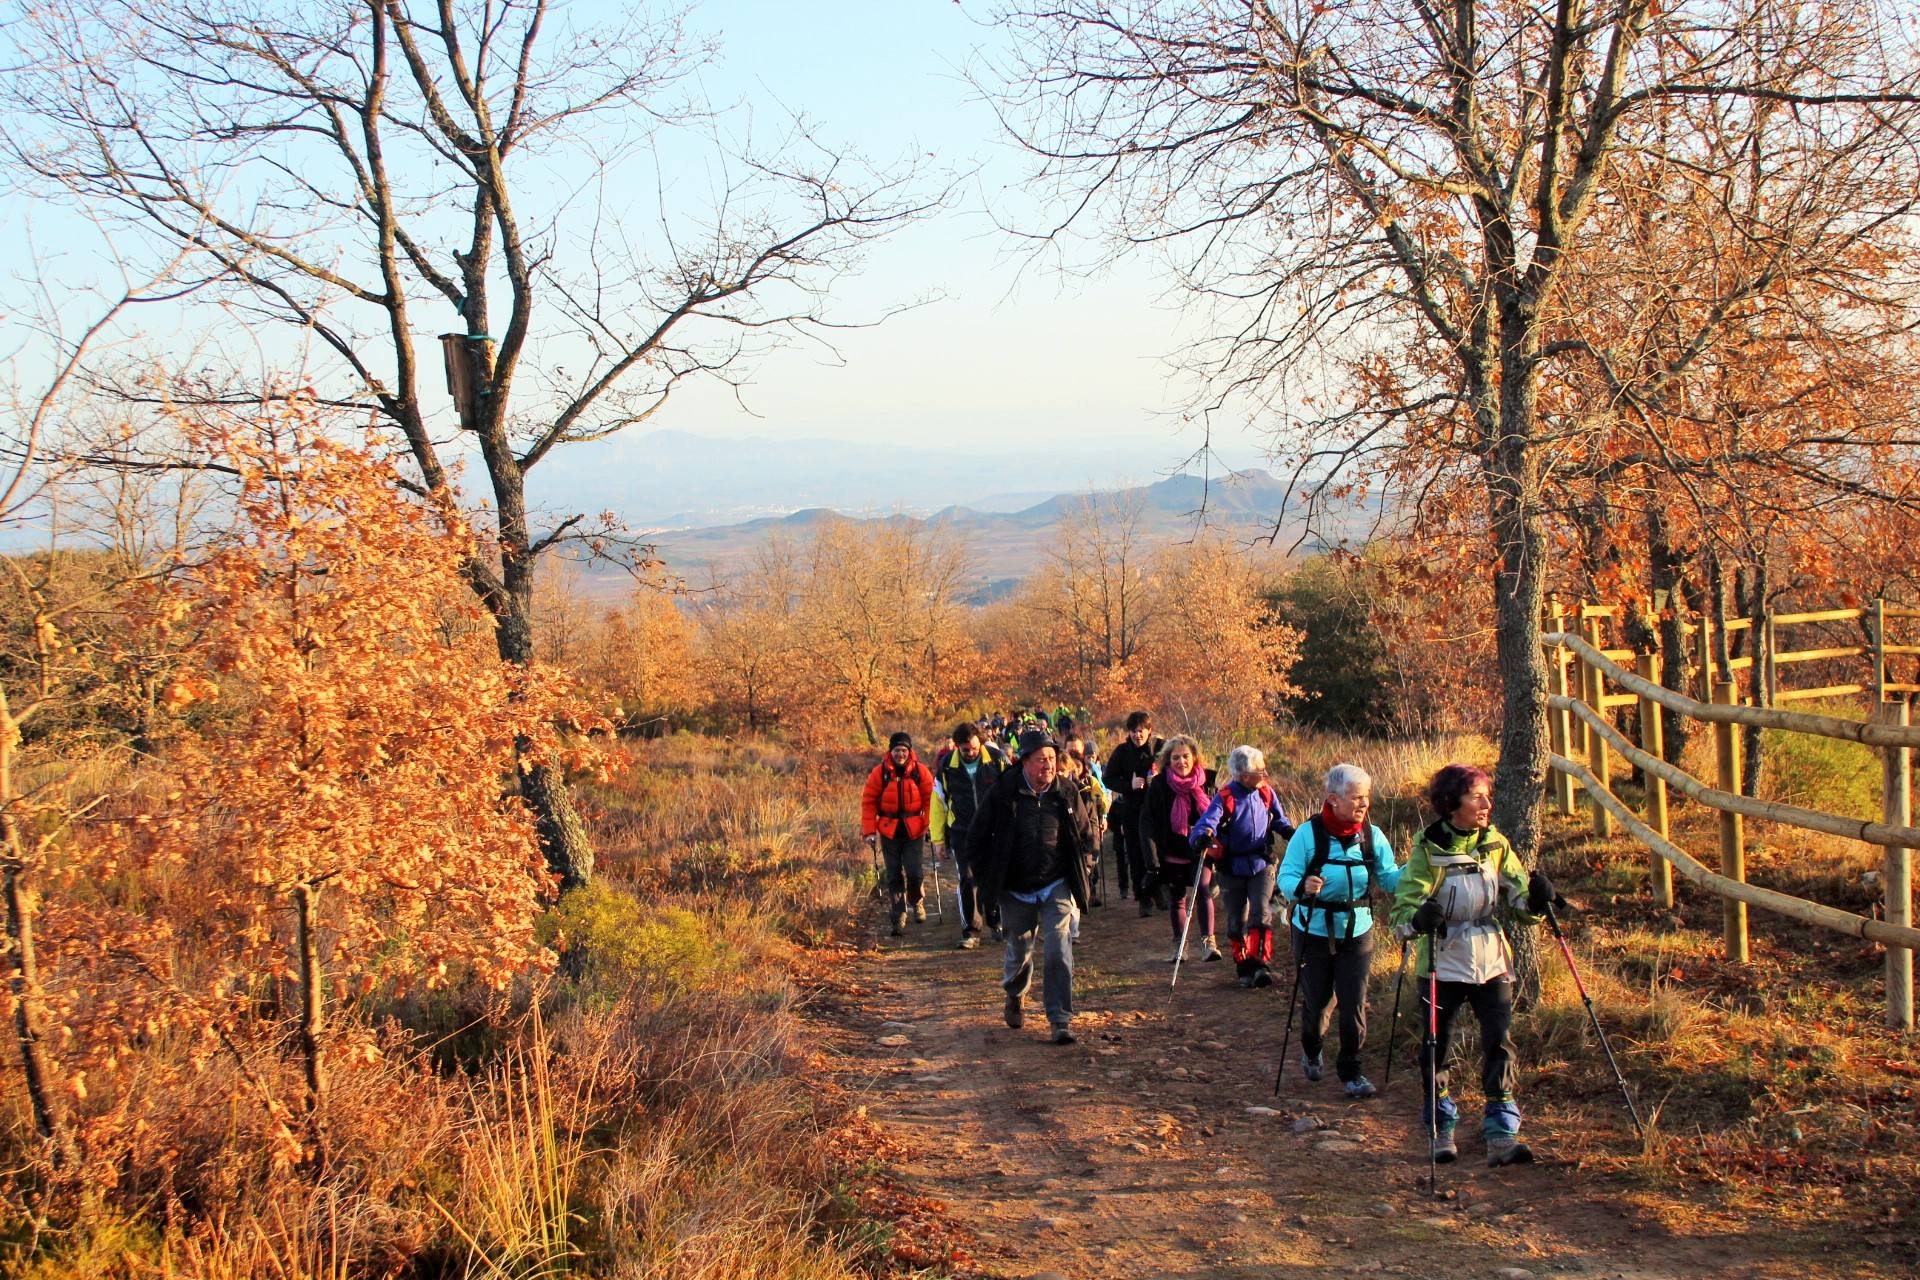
[565,467,1376,602]
[522,427,1261,530]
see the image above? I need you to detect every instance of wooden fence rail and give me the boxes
[1542,606,1918,1031]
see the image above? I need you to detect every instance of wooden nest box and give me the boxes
[440,333,497,430]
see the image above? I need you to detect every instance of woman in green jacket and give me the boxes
[1390,763,1555,1167]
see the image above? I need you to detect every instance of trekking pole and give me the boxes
[1382,937,1413,1088]
[1167,855,1210,993]
[929,851,945,923]
[1544,899,1645,1137]
[1269,925,1308,1096]
[1425,927,1440,1197]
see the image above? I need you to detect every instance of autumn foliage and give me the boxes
[11,407,608,1189]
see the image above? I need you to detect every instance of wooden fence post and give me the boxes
[1585,614,1614,838]
[1696,612,1717,699]
[1547,602,1576,815]
[1713,679,1750,963]
[1638,647,1674,909]
[1882,696,1914,1031]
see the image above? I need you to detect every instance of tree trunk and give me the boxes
[858,696,878,746]
[1738,560,1769,797]
[492,567,595,889]
[1484,373,1549,1006]
[291,880,327,1171]
[1,691,75,1170]
[1647,507,1695,763]
[3,863,73,1170]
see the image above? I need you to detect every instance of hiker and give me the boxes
[1059,733,1110,926]
[1390,763,1555,1166]
[968,728,1098,1044]
[1189,745,1294,988]
[930,722,1008,949]
[1145,735,1219,963]
[1103,711,1165,914]
[860,732,936,937]
[1278,763,1403,1098]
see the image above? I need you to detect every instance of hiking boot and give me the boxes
[1138,898,1155,918]
[1300,1052,1324,1083]
[1431,1129,1459,1164]
[1486,1137,1535,1167]
[890,912,907,937]
[1235,972,1256,989]
[1201,936,1222,962]
[1050,1026,1077,1045]
[991,924,1005,942]
[1003,993,1024,1029]
[956,931,980,950]
[1344,1076,1378,1100]
[1167,944,1186,964]
[1251,966,1274,988]
[912,901,927,923]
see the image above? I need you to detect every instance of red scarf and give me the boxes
[1168,766,1209,836]
[1320,800,1363,841]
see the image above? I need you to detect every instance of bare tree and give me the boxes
[987,0,1920,935]
[5,0,936,885]
[1031,490,1152,699]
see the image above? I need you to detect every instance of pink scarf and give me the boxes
[1168,766,1209,836]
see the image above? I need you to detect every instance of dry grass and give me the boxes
[1520,793,1920,1264]
[2,734,896,1280]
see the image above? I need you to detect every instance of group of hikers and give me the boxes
[860,710,1559,1168]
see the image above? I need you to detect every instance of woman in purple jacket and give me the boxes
[1188,745,1295,987]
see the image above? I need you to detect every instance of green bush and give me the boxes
[538,883,745,999]
[1265,558,1398,735]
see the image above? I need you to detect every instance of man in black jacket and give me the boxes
[1103,710,1165,916]
[969,728,1096,1044]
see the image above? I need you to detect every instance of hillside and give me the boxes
[521,428,1267,530]
[615,468,1373,598]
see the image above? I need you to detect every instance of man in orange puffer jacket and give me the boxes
[862,732,936,936]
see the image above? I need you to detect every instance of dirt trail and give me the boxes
[812,870,1862,1280]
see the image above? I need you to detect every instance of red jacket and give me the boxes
[862,753,935,840]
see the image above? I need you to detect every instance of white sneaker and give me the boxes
[1202,936,1223,962]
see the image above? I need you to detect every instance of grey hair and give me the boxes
[1227,745,1267,780]
[1325,762,1371,797]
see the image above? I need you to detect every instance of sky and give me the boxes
[0,0,1281,528]
[642,0,1262,462]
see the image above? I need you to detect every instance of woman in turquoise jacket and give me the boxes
[1276,762,1402,1099]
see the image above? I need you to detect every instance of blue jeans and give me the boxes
[999,883,1076,1028]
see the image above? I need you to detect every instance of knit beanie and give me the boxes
[887,732,913,752]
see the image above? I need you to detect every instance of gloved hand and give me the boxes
[1411,897,1446,934]
[1527,870,1557,915]
[864,834,877,848]
[1202,840,1226,864]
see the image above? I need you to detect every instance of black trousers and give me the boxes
[881,834,925,914]
[1292,925,1375,1083]
[1113,799,1152,898]
[949,838,998,932]
[1419,976,1518,1131]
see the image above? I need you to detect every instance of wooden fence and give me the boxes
[1541,600,1920,1031]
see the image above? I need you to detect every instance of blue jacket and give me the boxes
[1277,817,1403,939]
[1188,780,1290,878]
